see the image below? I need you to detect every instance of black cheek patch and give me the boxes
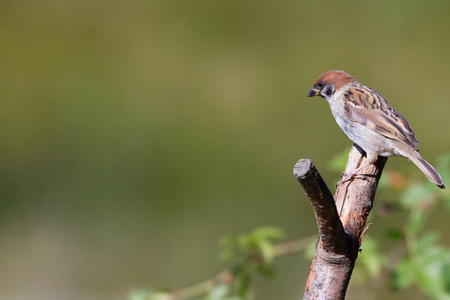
[323,85,334,97]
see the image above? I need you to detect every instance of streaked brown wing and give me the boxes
[343,85,419,150]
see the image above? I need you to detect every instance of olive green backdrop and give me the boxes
[1,1,449,299]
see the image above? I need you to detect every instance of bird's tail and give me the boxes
[409,154,445,189]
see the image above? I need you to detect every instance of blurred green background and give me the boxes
[1,1,450,299]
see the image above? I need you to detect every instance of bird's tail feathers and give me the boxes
[409,154,445,189]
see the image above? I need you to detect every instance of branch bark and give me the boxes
[293,144,387,300]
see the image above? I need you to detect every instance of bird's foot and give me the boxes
[337,172,369,187]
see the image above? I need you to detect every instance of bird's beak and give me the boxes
[307,88,320,97]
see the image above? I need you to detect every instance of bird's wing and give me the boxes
[343,85,419,150]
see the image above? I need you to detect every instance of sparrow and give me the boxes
[307,70,445,189]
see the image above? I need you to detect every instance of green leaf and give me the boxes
[219,227,284,265]
[384,228,405,240]
[416,265,446,299]
[250,227,284,241]
[257,240,275,263]
[415,232,440,253]
[234,272,251,297]
[205,284,229,300]
[256,262,275,278]
[442,264,450,293]
[392,258,416,290]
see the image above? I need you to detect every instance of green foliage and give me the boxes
[130,153,450,300]
[219,226,284,264]
[391,232,450,299]
[218,227,284,298]
[129,227,285,300]
[385,154,450,299]
[327,151,450,299]
[384,155,450,299]
[360,153,450,299]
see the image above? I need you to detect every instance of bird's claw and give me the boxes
[337,172,369,187]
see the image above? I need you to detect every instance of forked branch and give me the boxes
[294,145,387,300]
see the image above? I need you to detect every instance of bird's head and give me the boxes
[307,70,356,100]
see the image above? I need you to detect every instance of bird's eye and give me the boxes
[317,81,323,88]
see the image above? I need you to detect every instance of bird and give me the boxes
[307,70,445,189]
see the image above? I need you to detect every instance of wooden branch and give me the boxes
[293,144,387,300]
